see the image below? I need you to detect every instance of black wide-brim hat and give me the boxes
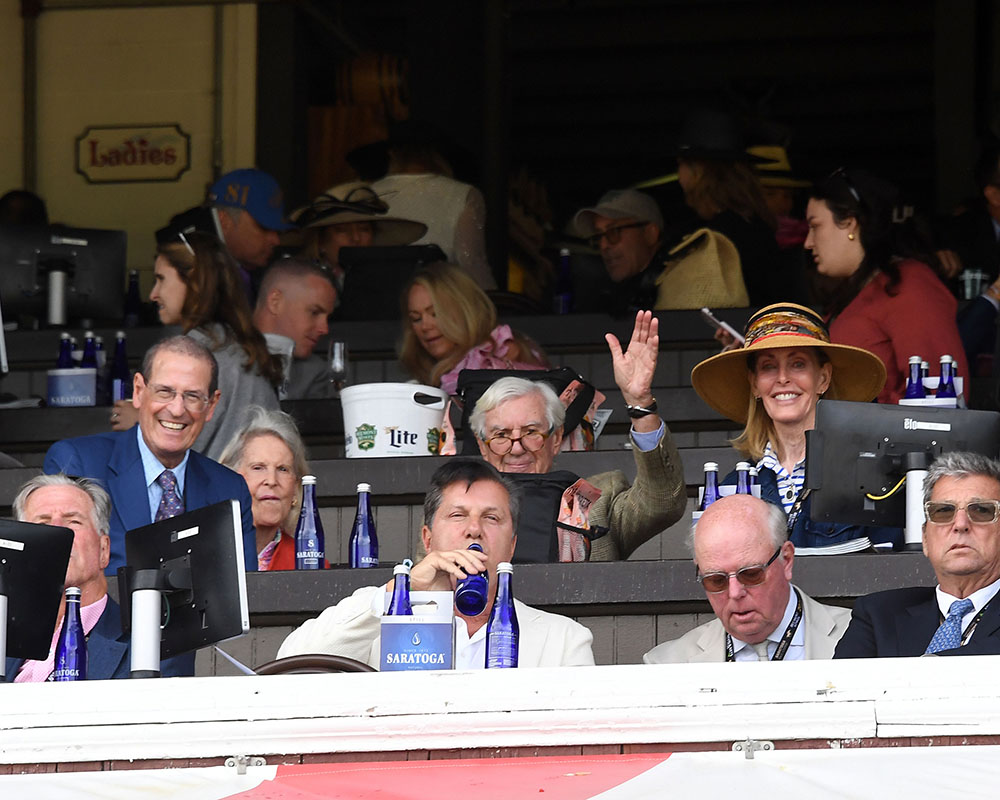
[672,109,772,164]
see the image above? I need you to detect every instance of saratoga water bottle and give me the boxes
[80,331,98,369]
[124,269,142,328]
[485,562,519,668]
[937,355,957,399]
[294,475,325,570]
[386,560,413,616]
[749,466,759,491]
[552,247,573,314]
[110,331,131,402]
[698,462,720,511]
[735,461,752,494]
[52,587,86,681]
[349,482,379,568]
[57,332,74,368]
[904,355,925,399]
[455,542,488,616]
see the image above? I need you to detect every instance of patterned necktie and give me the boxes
[155,469,185,522]
[924,597,974,654]
[752,641,770,661]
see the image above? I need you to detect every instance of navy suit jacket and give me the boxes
[4,597,194,681]
[43,429,257,574]
[834,586,1000,658]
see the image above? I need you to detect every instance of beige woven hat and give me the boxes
[691,302,887,424]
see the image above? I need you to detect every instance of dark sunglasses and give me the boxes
[586,221,647,248]
[696,547,781,593]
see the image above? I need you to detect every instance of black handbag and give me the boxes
[455,366,596,454]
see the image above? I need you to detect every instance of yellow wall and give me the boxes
[2,3,258,286]
[0,2,24,193]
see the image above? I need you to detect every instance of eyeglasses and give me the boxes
[586,221,647,248]
[148,384,212,411]
[829,166,862,206]
[925,500,1000,525]
[483,427,553,456]
[696,547,782,593]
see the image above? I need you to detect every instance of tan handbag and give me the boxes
[654,227,749,309]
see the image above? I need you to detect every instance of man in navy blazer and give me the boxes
[5,474,193,681]
[43,335,256,575]
[835,452,1000,658]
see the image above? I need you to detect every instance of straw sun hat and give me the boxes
[691,303,887,424]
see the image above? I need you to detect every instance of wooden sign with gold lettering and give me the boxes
[75,124,191,184]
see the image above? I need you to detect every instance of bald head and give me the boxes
[693,495,793,645]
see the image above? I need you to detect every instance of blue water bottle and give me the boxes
[349,482,379,568]
[455,542,488,616]
[937,355,957,399]
[486,562,519,668]
[552,247,573,314]
[386,560,413,616]
[735,461,751,494]
[904,355,925,399]
[294,475,325,570]
[698,462,720,511]
[110,331,131,401]
[52,587,87,681]
[80,331,98,369]
[749,466,759,491]
[56,332,74,368]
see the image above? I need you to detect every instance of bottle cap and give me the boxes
[703,461,719,472]
[921,361,929,369]
[60,332,70,340]
[302,475,316,485]
[468,542,484,553]
[392,562,411,576]
[65,586,82,598]
[749,466,759,475]
[908,355,921,364]
[116,330,125,338]
[559,247,570,256]
[497,562,513,574]
[736,461,750,470]
[84,330,95,338]
[357,482,371,493]
[940,354,953,364]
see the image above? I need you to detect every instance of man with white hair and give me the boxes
[644,495,850,663]
[5,474,193,681]
[470,311,685,560]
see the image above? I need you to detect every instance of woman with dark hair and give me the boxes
[399,262,546,394]
[112,231,282,458]
[805,168,968,404]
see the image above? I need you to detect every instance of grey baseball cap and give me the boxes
[572,189,664,236]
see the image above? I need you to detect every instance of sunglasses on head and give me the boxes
[695,547,781,593]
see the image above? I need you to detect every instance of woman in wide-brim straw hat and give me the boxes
[692,302,902,550]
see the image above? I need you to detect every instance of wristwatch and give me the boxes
[625,399,658,419]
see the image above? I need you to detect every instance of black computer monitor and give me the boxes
[0,519,74,661]
[337,244,446,320]
[0,223,127,326]
[806,399,1000,528]
[120,500,249,659]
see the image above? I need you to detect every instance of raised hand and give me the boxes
[605,310,658,407]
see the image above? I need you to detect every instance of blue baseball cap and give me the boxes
[207,168,294,231]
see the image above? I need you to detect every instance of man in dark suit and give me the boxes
[5,474,192,681]
[43,335,256,575]
[835,452,1000,658]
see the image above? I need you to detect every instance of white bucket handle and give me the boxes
[412,391,446,409]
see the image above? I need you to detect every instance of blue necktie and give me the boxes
[924,597,974,654]
[155,469,185,522]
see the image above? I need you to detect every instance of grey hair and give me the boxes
[923,451,1000,505]
[423,459,521,534]
[140,334,220,395]
[13,473,112,536]
[469,376,566,440]
[687,495,788,557]
[218,405,309,480]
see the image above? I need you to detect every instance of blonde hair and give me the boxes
[398,263,497,387]
[681,159,776,229]
[730,348,835,462]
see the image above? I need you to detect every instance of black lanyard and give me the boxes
[725,588,804,662]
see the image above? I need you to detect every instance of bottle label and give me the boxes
[486,629,518,668]
[360,555,378,568]
[51,667,80,680]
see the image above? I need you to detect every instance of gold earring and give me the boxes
[848,233,855,240]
